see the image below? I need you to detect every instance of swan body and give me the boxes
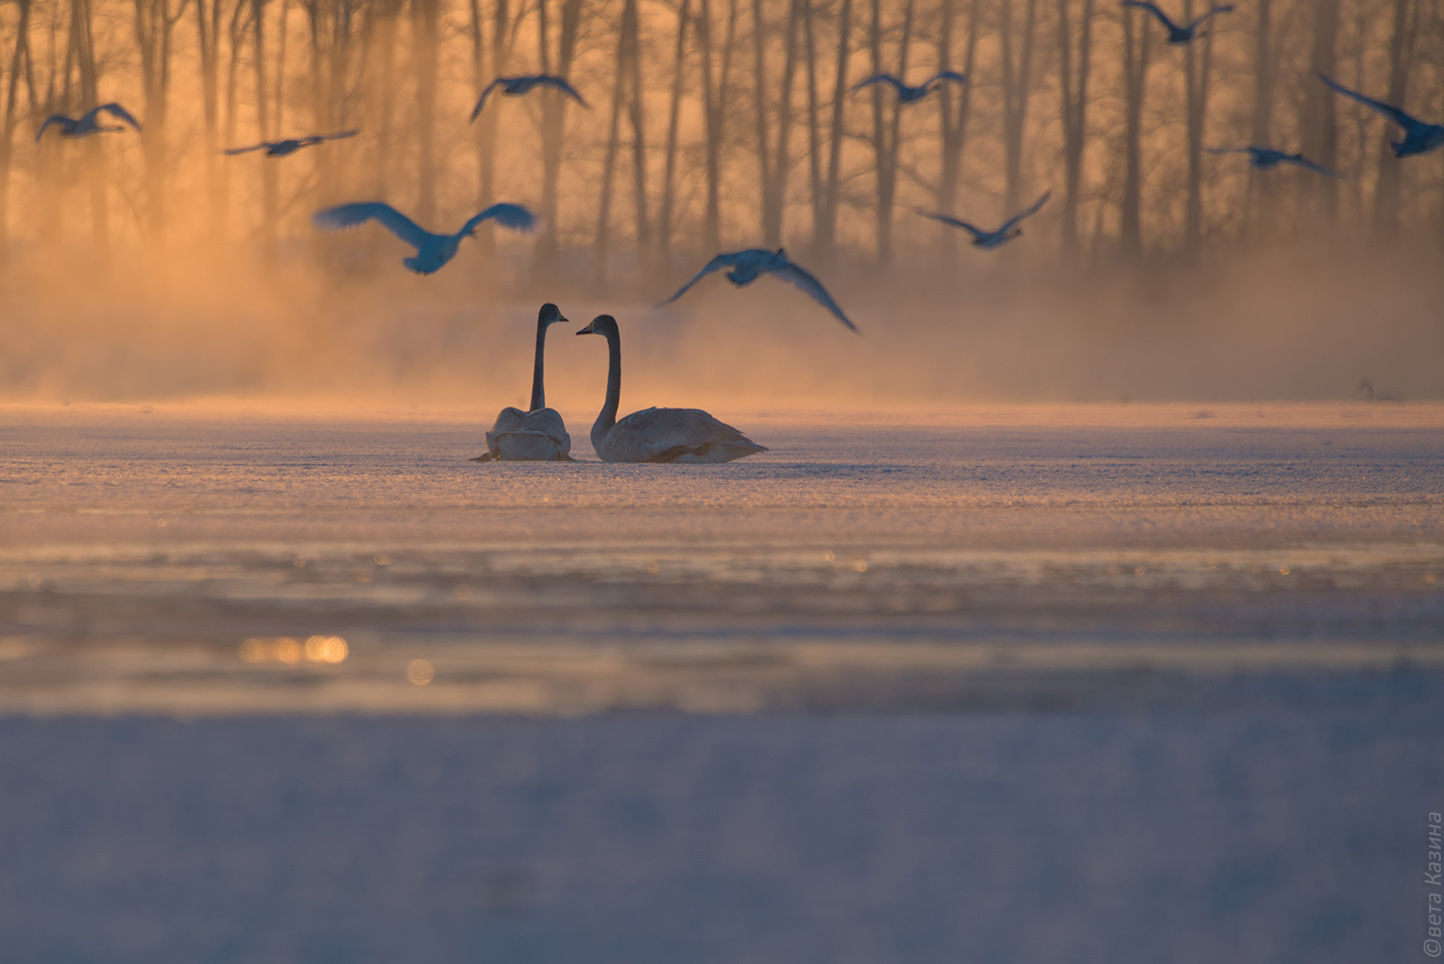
[577,315,767,464]
[312,201,535,274]
[1122,2,1233,44]
[1205,146,1340,177]
[1318,73,1444,159]
[470,76,588,122]
[661,248,857,331]
[851,71,966,104]
[225,129,358,157]
[475,304,573,462]
[913,192,1051,250]
[36,103,141,142]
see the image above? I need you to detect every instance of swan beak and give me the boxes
[558,313,570,324]
[576,321,595,335]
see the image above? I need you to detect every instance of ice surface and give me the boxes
[0,403,1441,963]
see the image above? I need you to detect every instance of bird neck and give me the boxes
[592,326,622,443]
[529,320,549,412]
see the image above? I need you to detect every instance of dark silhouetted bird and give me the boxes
[912,192,1051,250]
[36,103,141,142]
[661,249,857,331]
[1121,2,1233,44]
[470,76,588,122]
[851,71,967,104]
[224,130,358,157]
[312,201,535,275]
[1205,146,1340,177]
[1318,73,1444,159]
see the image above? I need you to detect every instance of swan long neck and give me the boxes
[592,325,621,444]
[529,318,549,412]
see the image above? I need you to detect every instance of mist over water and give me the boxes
[2,238,1440,411]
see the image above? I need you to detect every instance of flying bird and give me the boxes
[1205,146,1340,177]
[1317,73,1444,159]
[851,71,967,104]
[470,75,588,122]
[576,314,768,463]
[474,303,573,462]
[912,192,1051,250]
[224,129,358,157]
[35,103,142,142]
[660,249,857,331]
[312,201,536,275]
[1121,2,1234,44]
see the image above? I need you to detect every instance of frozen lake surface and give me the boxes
[0,402,1441,962]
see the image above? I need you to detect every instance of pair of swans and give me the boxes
[476,305,766,464]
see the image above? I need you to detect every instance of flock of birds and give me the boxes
[33,0,1444,463]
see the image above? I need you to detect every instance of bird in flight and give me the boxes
[224,130,358,157]
[912,192,1051,250]
[1121,2,1233,44]
[36,103,142,142]
[851,71,967,104]
[470,76,588,122]
[661,249,857,331]
[1317,73,1444,159]
[1205,146,1340,177]
[312,201,536,275]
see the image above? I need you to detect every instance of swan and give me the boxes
[1205,146,1340,177]
[473,304,573,462]
[576,314,767,463]
[312,201,535,274]
[35,103,141,142]
[851,71,966,104]
[470,76,589,122]
[225,129,358,157]
[1318,73,1444,159]
[1122,2,1233,44]
[660,249,857,331]
[912,192,1051,250]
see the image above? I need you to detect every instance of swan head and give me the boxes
[577,314,619,338]
[538,303,569,328]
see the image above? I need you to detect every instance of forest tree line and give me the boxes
[0,0,1442,272]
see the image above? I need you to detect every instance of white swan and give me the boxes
[576,314,767,463]
[912,192,1051,250]
[474,304,573,462]
[311,201,535,275]
[225,129,358,157]
[660,248,858,331]
[35,103,141,142]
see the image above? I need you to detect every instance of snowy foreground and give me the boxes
[0,402,1441,962]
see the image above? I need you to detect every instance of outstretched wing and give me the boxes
[1186,4,1234,30]
[999,192,1051,233]
[926,70,968,89]
[535,76,589,108]
[1284,154,1342,178]
[1204,146,1249,156]
[312,202,432,249]
[659,251,752,305]
[320,129,359,142]
[460,202,537,235]
[911,206,985,240]
[1121,1,1177,31]
[468,79,504,123]
[768,259,858,332]
[851,74,907,95]
[222,143,269,155]
[95,103,142,131]
[1318,72,1421,131]
[34,115,71,142]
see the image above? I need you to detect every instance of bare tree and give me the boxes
[999,0,1039,214]
[1182,0,1219,255]
[1057,0,1094,253]
[867,0,915,263]
[697,0,740,251]
[658,0,692,263]
[0,0,34,254]
[753,0,802,247]
[1120,1,1151,258]
[1301,0,1339,227]
[1372,0,1418,238]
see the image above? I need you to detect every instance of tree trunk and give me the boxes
[534,0,584,269]
[1182,0,1216,256]
[595,0,632,277]
[658,0,692,263]
[1120,1,1150,258]
[1301,0,1339,227]
[816,0,851,263]
[999,0,1038,214]
[254,0,278,252]
[869,0,914,264]
[626,0,651,264]
[0,0,33,256]
[935,0,977,259]
[1371,0,1415,238]
[1244,0,1272,240]
[412,0,439,224]
[1057,0,1093,254]
[697,0,739,251]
